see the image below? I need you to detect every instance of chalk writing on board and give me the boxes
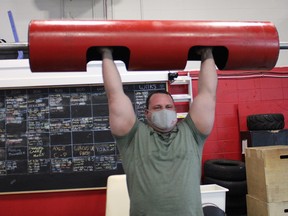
[0,83,166,192]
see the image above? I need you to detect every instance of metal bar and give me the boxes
[280,42,288,50]
[0,41,287,52]
[0,42,28,51]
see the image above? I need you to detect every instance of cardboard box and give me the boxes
[245,145,288,202]
[247,195,288,216]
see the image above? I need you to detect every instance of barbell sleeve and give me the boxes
[0,42,28,51]
[280,42,288,50]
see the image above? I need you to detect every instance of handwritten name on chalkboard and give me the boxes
[0,82,166,193]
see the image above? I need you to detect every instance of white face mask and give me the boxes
[149,109,177,132]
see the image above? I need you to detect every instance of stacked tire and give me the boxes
[203,159,247,216]
[247,113,285,131]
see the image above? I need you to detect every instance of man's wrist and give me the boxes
[201,48,213,62]
[102,49,113,60]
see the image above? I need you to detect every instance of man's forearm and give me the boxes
[101,49,124,98]
[198,49,217,97]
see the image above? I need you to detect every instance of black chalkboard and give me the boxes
[0,82,166,193]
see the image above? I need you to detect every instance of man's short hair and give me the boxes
[145,90,174,109]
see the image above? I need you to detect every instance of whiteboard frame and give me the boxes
[0,59,172,89]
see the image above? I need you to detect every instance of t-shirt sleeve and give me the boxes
[113,119,140,152]
[182,113,208,145]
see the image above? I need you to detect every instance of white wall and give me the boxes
[0,0,287,67]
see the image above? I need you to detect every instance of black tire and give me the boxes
[226,194,246,209]
[203,205,225,216]
[247,113,285,131]
[204,159,246,181]
[226,206,247,216]
[203,176,247,196]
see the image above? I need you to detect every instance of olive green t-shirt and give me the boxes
[115,114,207,216]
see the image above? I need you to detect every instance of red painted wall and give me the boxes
[0,189,107,216]
[1,67,288,216]
[203,67,288,162]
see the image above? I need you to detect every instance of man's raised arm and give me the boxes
[189,48,218,135]
[100,48,136,136]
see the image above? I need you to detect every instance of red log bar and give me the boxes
[28,20,279,72]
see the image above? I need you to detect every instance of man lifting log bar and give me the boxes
[0,20,287,216]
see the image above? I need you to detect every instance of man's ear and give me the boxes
[145,109,152,118]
